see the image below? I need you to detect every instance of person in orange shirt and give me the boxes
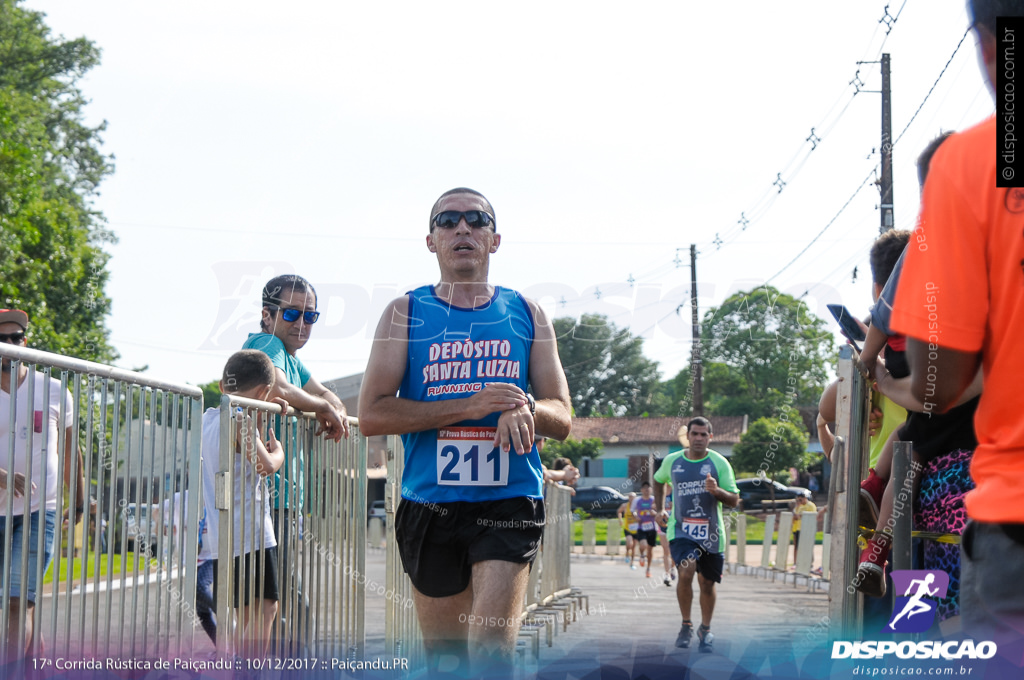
[891,0,1024,643]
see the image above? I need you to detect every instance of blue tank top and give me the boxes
[399,285,541,503]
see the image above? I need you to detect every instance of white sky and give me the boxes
[28,1,994,390]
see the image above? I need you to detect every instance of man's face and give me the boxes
[426,193,500,276]
[0,321,27,372]
[261,287,317,355]
[641,485,651,499]
[687,425,711,455]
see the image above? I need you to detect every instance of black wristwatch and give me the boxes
[525,393,536,416]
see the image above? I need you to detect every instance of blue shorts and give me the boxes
[669,536,724,584]
[0,511,57,603]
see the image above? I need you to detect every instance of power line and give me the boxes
[764,167,878,286]
[707,4,908,254]
[892,25,973,149]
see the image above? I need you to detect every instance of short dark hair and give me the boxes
[686,416,712,434]
[551,457,572,471]
[641,481,651,488]
[917,131,956,188]
[260,275,317,331]
[222,350,275,394]
[869,230,911,286]
[969,0,1024,34]
[428,188,496,232]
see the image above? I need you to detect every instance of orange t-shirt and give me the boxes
[892,116,1024,523]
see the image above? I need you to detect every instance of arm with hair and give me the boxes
[490,299,573,454]
[859,324,889,378]
[904,339,982,412]
[302,375,350,437]
[268,372,347,440]
[359,297,531,439]
[0,468,32,497]
[237,414,285,476]
[817,380,838,461]
[63,425,86,524]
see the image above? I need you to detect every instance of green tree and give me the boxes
[198,380,222,410]
[696,286,833,420]
[0,0,116,362]
[729,416,810,481]
[554,314,661,417]
[539,436,603,468]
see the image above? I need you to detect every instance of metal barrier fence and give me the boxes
[0,342,203,661]
[212,394,366,660]
[825,345,919,638]
[384,435,423,666]
[0,343,366,664]
[538,483,572,603]
[827,345,872,639]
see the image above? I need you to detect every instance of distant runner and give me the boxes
[617,492,639,569]
[633,482,658,579]
[655,417,739,653]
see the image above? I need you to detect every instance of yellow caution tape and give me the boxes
[857,526,961,545]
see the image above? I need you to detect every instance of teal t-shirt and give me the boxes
[242,333,311,389]
[654,448,739,554]
[242,332,310,510]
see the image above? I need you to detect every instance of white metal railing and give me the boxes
[212,394,366,660]
[0,343,204,661]
[0,343,366,665]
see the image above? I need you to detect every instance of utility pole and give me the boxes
[690,244,704,416]
[879,52,894,232]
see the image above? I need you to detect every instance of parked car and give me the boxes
[735,478,812,511]
[570,486,629,518]
[368,500,386,525]
[121,502,160,555]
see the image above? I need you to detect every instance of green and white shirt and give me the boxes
[654,449,738,554]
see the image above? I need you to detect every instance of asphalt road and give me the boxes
[361,548,831,679]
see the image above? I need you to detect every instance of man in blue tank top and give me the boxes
[359,188,573,676]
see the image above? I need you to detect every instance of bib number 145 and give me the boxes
[436,427,509,486]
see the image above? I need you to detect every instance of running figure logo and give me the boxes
[884,570,949,633]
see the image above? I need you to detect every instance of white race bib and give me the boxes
[682,517,709,541]
[436,427,509,487]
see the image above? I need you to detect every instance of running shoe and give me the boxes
[859,468,884,530]
[698,626,714,653]
[675,622,692,648]
[639,556,646,568]
[671,568,678,581]
[624,556,630,564]
[630,564,637,570]
[646,569,651,579]
[856,561,886,598]
[854,536,889,598]
[663,574,672,587]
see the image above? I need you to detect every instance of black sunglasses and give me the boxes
[267,306,319,324]
[431,210,495,230]
[0,331,26,343]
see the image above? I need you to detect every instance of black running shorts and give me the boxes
[395,497,545,598]
[212,546,280,607]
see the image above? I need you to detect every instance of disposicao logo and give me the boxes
[885,569,949,633]
[831,640,996,660]
[831,569,997,660]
